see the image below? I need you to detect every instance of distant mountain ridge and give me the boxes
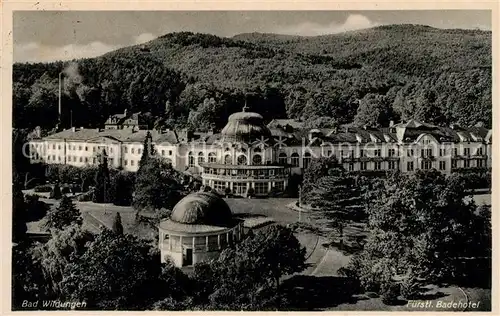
[13,24,492,131]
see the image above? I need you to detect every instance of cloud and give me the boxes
[14,32,157,63]
[275,14,380,36]
[14,41,121,63]
[134,33,156,45]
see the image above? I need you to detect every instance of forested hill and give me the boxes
[13,24,492,132]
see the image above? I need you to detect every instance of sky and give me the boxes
[13,10,492,63]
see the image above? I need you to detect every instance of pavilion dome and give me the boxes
[220,106,272,142]
[170,192,234,227]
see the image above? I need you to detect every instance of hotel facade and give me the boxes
[28,108,492,196]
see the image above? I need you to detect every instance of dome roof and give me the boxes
[170,192,233,227]
[221,109,272,142]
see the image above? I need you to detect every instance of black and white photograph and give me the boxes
[9,8,495,312]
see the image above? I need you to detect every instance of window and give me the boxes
[388,161,397,170]
[197,152,204,165]
[452,160,457,169]
[464,148,470,156]
[252,155,262,165]
[124,147,128,153]
[291,153,300,167]
[421,149,425,157]
[360,149,364,157]
[360,161,367,170]
[477,159,484,167]
[327,150,332,157]
[407,149,414,157]
[374,149,381,157]
[440,148,445,156]
[464,159,470,168]
[110,147,113,154]
[138,148,142,155]
[131,160,135,166]
[52,144,56,149]
[131,148,135,154]
[278,153,287,165]
[348,163,354,171]
[388,149,396,157]
[254,183,268,195]
[421,160,432,170]
[85,146,88,151]
[79,157,83,162]
[79,146,82,150]
[93,147,96,153]
[454,148,458,156]
[374,162,382,170]
[303,152,312,168]
[407,161,414,171]
[213,181,226,192]
[208,152,217,163]
[58,156,61,162]
[237,155,247,165]
[93,157,96,164]
[224,154,232,165]
[58,145,61,150]
[169,150,172,156]
[477,147,483,155]
[124,160,128,166]
[161,150,165,156]
[188,152,195,167]
[274,181,285,191]
[427,149,433,157]
[439,161,446,171]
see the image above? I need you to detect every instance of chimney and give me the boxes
[389,120,394,127]
[58,72,63,123]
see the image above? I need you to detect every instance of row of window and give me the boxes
[39,143,173,157]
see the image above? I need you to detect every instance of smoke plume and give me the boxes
[62,62,83,95]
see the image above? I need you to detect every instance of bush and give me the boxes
[246,187,255,197]
[77,190,93,202]
[380,281,400,305]
[49,183,62,199]
[33,184,52,193]
[400,275,420,300]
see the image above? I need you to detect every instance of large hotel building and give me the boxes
[28,107,492,196]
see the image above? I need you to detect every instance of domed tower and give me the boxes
[220,104,272,143]
[158,192,243,267]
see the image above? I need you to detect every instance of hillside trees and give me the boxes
[12,26,492,131]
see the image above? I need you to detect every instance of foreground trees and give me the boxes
[341,170,492,300]
[191,225,306,310]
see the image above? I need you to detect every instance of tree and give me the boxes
[60,229,178,310]
[191,225,306,310]
[112,213,124,235]
[93,152,111,203]
[12,174,27,243]
[139,131,155,170]
[49,183,62,200]
[111,171,135,206]
[12,243,47,308]
[44,196,82,230]
[133,157,182,211]
[307,168,365,250]
[353,93,393,127]
[344,170,492,293]
[32,224,94,298]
